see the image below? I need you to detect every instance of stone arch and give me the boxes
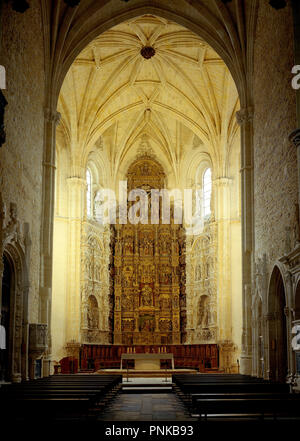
[45,1,255,373]
[184,151,211,189]
[1,240,29,382]
[198,294,209,329]
[87,295,99,330]
[252,293,264,377]
[191,234,210,254]
[267,265,288,382]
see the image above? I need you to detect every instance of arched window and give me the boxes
[86,168,92,217]
[203,168,212,218]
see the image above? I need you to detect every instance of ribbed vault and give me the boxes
[57,14,239,187]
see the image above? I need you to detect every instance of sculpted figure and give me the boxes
[141,286,153,306]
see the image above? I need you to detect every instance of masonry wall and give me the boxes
[253,1,298,273]
[0,0,45,322]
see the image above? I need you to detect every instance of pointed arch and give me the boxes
[267,265,288,382]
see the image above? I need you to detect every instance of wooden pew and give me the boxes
[194,397,300,420]
[0,374,122,421]
[191,392,300,413]
[172,373,298,421]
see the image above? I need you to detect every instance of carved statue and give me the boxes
[122,295,133,310]
[87,296,99,329]
[195,264,201,280]
[141,285,153,307]
[160,297,170,309]
[124,239,133,254]
[198,296,209,328]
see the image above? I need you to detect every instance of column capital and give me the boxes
[44,107,61,126]
[66,176,86,186]
[289,128,300,148]
[213,176,231,187]
[236,107,254,126]
[284,270,293,284]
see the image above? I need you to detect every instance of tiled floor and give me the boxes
[98,392,197,421]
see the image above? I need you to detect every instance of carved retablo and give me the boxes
[113,157,186,345]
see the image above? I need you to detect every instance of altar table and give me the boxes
[120,353,174,370]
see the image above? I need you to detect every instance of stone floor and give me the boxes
[98,392,197,421]
[121,377,172,384]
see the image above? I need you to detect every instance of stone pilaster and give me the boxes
[284,271,294,380]
[214,177,231,342]
[236,106,254,374]
[289,129,300,227]
[65,176,86,343]
[39,108,61,376]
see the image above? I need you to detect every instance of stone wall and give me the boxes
[0,1,45,322]
[253,1,298,271]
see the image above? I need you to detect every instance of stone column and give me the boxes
[236,107,254,374]
[264,312,276,380]
[214,177,231,342]
[284,271,294,381]
[219,341,237,373]
[40,108,61,377]
[66,176,86,343]
[251,312,258,377]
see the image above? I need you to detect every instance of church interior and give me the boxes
[1,0,300,424]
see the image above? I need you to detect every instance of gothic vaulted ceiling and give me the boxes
[57,14,240,187]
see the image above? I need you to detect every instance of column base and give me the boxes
[42,357,52,377]
[11,373,22,383]
[240,354,252,375]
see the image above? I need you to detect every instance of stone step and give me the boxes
[122,386,173,393]
[121,382,173,388]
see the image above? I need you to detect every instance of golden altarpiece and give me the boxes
[112,157,186,345]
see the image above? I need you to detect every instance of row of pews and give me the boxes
[0,374,122,421]
[173,373,300,421]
